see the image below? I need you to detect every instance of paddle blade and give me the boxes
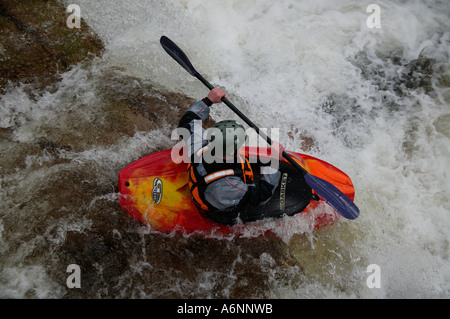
[160,36,197,76]
[304,173,360,220]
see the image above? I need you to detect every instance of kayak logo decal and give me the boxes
[279,173,288,211]
[152,178,163,204]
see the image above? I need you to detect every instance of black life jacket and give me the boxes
[187,146,254,211]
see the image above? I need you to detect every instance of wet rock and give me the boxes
[97,70,215,138]
[0,0,103,95]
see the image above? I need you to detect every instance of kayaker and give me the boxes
[178,88,285,225]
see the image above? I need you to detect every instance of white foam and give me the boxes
[0,266,65,298]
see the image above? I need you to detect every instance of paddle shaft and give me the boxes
[196,73,308,176]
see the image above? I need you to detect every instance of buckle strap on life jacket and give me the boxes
[204,169,234,184]
[187,147,254,212]
[203,168,244,184]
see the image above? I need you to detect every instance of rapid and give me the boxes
[0,0,449,298]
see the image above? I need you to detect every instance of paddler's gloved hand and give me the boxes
[202,88,226,106]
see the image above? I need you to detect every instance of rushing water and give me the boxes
[1,0,449,298]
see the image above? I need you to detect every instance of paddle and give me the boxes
[160,35,359,220]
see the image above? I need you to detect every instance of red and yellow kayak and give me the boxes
[118,147,355,235]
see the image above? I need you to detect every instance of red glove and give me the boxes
[207,88,226,104]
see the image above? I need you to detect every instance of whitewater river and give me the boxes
[1,0,449,298]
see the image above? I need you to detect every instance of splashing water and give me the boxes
[0,0,449,298]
